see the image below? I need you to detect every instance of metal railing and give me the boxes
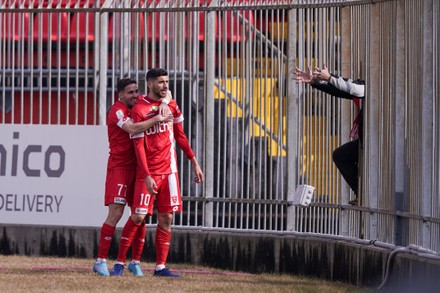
[1,0,439,253]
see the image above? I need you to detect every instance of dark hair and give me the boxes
[116,78,137,92]
[146,68,168,82]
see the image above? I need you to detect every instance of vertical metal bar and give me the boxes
[286,7,298,231]
[203,4,217,228]
[339,5,351,236]
[421,0,434,249]
[13,12,19,124]
[18,12,25,125]
[0,12,4,124]
[216,9,223,229]
[221,9,227,229]
[57,10,64,125]
[433,0,440,252]
[98,11,109,125]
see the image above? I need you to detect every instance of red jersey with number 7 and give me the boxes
[130,95,195,178]
[106,99,137,170]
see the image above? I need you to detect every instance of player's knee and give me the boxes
[105,204,125,226]
[157,213,172,229]
[131,214,145,225]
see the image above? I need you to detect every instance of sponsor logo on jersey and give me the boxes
[135,208,148,214]
[114,197,126,204]
[145,122,171,135]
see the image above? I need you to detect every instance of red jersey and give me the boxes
[131,95,195,178]
[106,100,136,170]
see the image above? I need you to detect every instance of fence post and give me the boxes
[203,5,217,228]
[421,0,434,248]
[339,5,351,237]
[286,8,298,231]
[394,0,407,247]
[98,10,109,125]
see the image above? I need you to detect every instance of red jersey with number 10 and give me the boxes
[131,95,194,178]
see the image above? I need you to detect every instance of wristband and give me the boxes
[162,99,170,105]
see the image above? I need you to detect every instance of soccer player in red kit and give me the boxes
[110,68,204,278]
[93,78,173,277]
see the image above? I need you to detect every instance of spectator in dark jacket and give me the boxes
[294,65,365,205]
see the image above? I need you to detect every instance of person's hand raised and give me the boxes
[293,66,313,84]
[313,64,331,81]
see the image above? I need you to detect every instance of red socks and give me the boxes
[97,223,115,259]
[116,218,141,263]
[131,221,146,262]
[155,225,171,266]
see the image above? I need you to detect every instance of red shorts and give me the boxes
[104,168,135,206]
[131,173,182,215]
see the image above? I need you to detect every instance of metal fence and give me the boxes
[1,0,439,253]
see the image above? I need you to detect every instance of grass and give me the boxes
[0,255,371,292]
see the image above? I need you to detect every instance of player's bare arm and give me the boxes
[122,113,173,135]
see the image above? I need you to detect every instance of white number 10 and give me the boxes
[140,193,151,206]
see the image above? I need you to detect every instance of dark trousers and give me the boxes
[332,139,359,195]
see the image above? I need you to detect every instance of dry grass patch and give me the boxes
[0,255,370,292]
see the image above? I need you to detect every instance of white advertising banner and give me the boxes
[0,124,129,227]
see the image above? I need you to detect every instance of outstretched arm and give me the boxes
[314,64,365,98]
[328,77,365,98]
[309,64,365,100]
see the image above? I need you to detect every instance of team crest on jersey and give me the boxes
[150,106,158,112]
[171,195,178,204]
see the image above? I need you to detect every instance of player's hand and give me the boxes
[191,158,204,183]
[293,66,313,84]
[158,90,173,116]
[157,112,174,123]
[145,176,158,195]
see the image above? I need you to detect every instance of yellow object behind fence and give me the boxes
[214,78,339,197]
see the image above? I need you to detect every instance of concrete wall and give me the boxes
[2,224,440,290]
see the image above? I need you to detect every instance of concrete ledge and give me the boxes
[2,224,440,290]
